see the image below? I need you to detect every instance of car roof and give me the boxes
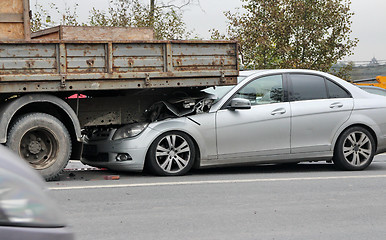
[209,68,385,112]
[238,70,265,77]
[239,69,333,77]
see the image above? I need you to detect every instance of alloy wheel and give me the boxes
[155,134,191,174]
[342,131,372,167]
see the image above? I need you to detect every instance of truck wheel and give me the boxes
[333,126,375,171]
[146,131,195,176]
[7,113,71,181]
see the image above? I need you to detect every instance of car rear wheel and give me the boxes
[333,126,375,170]
[146,131,195,176]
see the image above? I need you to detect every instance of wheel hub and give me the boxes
[354,144,360,152]
[28,140,42,154]
[19,129,57,169]
[169,150,176,157]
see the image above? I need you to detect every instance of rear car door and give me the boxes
[216,74,291,160]
[288,74,354,153]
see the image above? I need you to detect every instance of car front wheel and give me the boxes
[146,131,195,176]
[333,126,375,170]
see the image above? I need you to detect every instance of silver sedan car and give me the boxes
[82,69,386,176]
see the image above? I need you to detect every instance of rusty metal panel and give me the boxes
[0,41,238,93]
[0,76,236,94]
[66,44,106,73]
[72,96,147,127]
[172,43,236,56]
[0,43,56,57]
[70,93,164,127]
[67,57,106,68]
[0,70,238,82]
[113,43,164,73]
[32,26,154,41]
[113,56,164,72]
[113,43,163,56]
[171,43,237,73]
[0,58,56,69]
[173,56,236,67]
[0,43,57,74]
[66,44,106,56]
[107,42,113,73]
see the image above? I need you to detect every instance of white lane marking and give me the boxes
[49,174,386,191]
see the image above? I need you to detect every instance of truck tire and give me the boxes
[6,113,71,181]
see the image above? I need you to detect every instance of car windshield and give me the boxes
[202,76,248,103]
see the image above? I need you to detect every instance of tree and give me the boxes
[330,61,355,81]
[89,0,192,40]
[31,0,195,40]
[212,0,358,75]
[31,3,81,32]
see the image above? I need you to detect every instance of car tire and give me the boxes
[333,126,375,170]
[7,113,71,181]
[146,131,195,176]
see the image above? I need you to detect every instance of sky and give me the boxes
[32,0,386,63]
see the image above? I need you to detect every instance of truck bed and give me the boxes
[0,40,238,94]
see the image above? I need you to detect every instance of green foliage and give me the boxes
[30,4,49,32]
[89,0,192,40]
[213,0,358,73]
[31,0,192,40]
[31,3,82,31]
[331,61,355,80]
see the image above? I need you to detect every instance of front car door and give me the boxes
[288,73,354,154]
[215,74,291,163]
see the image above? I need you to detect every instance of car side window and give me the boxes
[234,75,283,105]
[289,74,327,101]
[326,80,351,98]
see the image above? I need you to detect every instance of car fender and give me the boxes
[331,112,383,152]
[147,116,215,160]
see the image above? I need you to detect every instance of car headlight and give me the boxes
[112,122,149,140]
[0,169,67,227]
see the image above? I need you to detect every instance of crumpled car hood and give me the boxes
[146,91,216,122]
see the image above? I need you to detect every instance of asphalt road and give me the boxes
[47,156,386,240]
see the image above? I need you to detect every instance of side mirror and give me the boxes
[229,98,251,110]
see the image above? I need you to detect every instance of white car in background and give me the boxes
[357,85,386,96]
[82,69,386,176]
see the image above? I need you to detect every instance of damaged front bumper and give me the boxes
[81,127,159,172]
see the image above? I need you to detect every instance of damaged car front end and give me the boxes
[81,89,218,172]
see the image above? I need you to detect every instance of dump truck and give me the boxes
[0,0,238,180]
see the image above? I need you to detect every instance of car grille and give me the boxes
[82,144,97,157]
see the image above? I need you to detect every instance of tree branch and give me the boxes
[157,0,195,10]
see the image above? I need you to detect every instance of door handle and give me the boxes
[271,108,286,115]
[330,102,343,108]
